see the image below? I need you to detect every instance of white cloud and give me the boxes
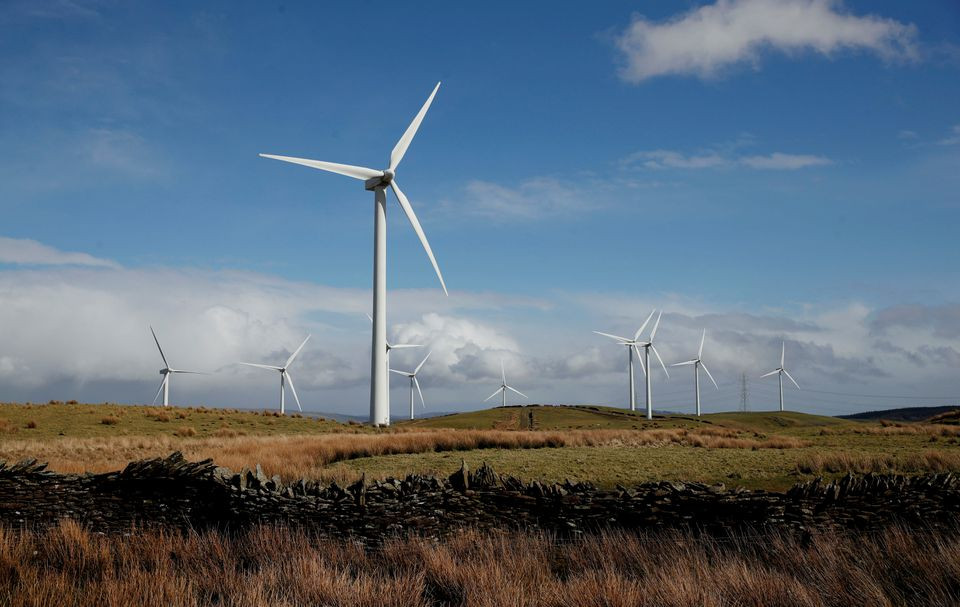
[739,152,832,169]
[616,0,918,82]
[449,177,600,220]
[625,149,832,171]
[0,237,119,268]
[937,125,960,146]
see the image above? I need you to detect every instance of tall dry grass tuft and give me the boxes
[796,450,960,475]
[0,523,958,606]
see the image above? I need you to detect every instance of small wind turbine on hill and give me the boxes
[150,326,206,407]
[484,360,527,408]
[761,342,800,412]
[367,312,420,415]
[635,310,670,420]
[239,335,310,415]
[261,82,447,427]
[671,329,718,417]
[390,351,431,420]
[594,309,656,412]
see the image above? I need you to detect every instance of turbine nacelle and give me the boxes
[364,170,393,191]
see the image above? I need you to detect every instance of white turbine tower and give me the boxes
[594,309,656,412]
[261,82,447,426]
[150,326,206,407]
[484,360,527,408]
[761,342,800,412]
[390,351,432,420]
[635,310,670,420]
[671,329,718,417]
[239,335,311,415]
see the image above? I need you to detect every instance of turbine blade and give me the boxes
[760,369,780,379]
[593,331,630,342]
[698,329,706,359]
[634,309,656,341]
[506,385,528,399]
[365,313,373,323]
[415,350,432,374]
[671,360,696,367]
[168,370,208,375]
[285,372,303,412]
[501,359,506,385]
[484,387,504,402]
[783,368,800,390]
[389,344,421,350]
[390,181,447,295]
[650,310,663,341]
[700,363,719,389]
[651,345,669,378]
[414,377,426,409]
[259,154,382,181]
[150,326,169,369]
[781,342,785,368]
[239,362,283,371]
[390,82,440,172]
[634,344,647,376]
[152,377,166,405]
[285,334,311,368]
[389,369,412,377]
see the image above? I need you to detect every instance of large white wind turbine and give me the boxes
[671,329,718,417]
[150,326,206,407]
[761,342,800,412]
[239,335,311,415]
[261,82,447,426]
[593,309,656,412]
[635,310,670,420]
[390,351,432,420]
[484,360,528,408]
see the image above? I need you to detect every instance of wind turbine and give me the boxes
[150,326,206,407]
[635,310,670,420]
[671,329,718,417]
[484,360,527,408]
[761,341,800,412]
[593,309,656,412]
[390,351,431,420]
[239,335,310,415]
[366,312,420,418]
[261,82,447,427]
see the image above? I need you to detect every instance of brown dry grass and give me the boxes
[0,428,808,482]
[819,422,960,437]
[796,450,960,474]
[0,522,957,606]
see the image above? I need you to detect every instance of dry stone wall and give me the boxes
[1,452,958,541]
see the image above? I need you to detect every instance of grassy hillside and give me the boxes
[0,402,353,440]
[839,405,959,422]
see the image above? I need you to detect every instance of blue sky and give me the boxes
[1,0,958,416]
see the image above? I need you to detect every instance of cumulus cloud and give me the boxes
[0,237,119,268]
[616,0,918,82]
[937,125,960,146]
[739,153,832,169]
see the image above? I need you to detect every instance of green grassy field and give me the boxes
[0,402,352,440]
[1,402,958,491]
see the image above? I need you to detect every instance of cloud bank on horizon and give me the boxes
[0,239,957,415]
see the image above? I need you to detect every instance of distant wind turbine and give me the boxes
[761,342,800,412]
[671,329,718,417]
[239,335,310,415]
[594,309,656,413]
[390,351,432,420]
[484,360,527,408]
[261,82,447,427]
[150,326,206,407]
[367,312,421,417]
[635,310,670,420]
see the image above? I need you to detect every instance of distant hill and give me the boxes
[838,406,959,422]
